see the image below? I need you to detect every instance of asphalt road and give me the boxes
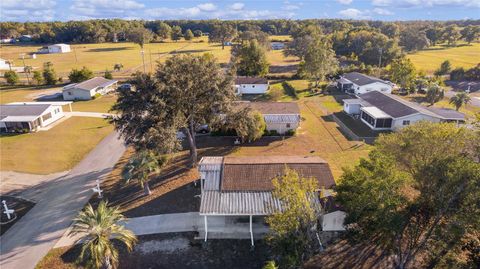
[444,90,480,107]
[0,131,126,269]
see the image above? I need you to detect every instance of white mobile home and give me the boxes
[235,101,301,134]
[235,77,269,95]
[0,102,72,132]
[48,44,71,53]
[63,77,118,101]
[343,91,465,131]
[337,72,393,95]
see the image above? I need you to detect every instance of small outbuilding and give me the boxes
[271,42,285,50]
[0,58,11,70]
[47,44,71,53]
[63,77,118,101]
[235,77,269,95]
[234,101,301,134]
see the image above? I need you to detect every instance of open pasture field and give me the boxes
[0,117,113,174]
[407,42,480,74]
[0,36,297,80]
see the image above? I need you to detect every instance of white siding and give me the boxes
[39,105,65,127]
[62,89,92,100]
[391,113,440,131]
[355,82,392,95]
[343,103,362,114]
[237,84,269,94]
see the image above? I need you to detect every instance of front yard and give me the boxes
[0,117,113,174]
[37,233,271,269]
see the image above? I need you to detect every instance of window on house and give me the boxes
[68,92,73,95]
[403,120,410,126]
[42,113,52,121]
[243,85,246,88]
[286,123,291,128]
[252,85,255,88]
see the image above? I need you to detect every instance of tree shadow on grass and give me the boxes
[87,47,132,52]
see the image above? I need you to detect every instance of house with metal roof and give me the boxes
[234,101,301,134]
[343,91,465,131]
[235,77,269,95]
[337,72,393,95]
[63,77,118,101]
[0,102,72,132]
[198,156,337,245]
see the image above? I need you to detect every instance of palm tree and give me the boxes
[69,201,137,269]
[122,150,165,195]
[449,92,471,111]
[24,65,32,85]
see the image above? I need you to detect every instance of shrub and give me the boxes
[92,93,102,99]
[285,129,296,136]
[32,70,43,85]
[4,70,19,85]
[104,70,113,79]
[68,66,94,83]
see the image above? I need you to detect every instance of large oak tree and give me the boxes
[112,54,236,167]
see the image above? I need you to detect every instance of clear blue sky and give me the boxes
[1,0,479,22]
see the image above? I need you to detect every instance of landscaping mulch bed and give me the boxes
[37,233,272,269]
[0,195,35,236]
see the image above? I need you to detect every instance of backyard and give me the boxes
[0,117,113,174]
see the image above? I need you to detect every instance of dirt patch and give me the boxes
[0,195,35,236]
[37,233,272,269]
[136,237,190,254]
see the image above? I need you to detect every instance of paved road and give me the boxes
[0,132,126,269]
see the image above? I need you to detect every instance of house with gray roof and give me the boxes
[0,102,72,132]
[343,91,465,131]
[63,77,117,101]
[337,72,393,95]
[198,156,337,245]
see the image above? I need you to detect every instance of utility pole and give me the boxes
[149,49,153,73]
[21,54,30,85]
[141,49,146,73]
[378,47,383,68]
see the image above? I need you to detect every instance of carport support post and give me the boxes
[69,103,72,112]
[204,215,208,242]
[250,215,254,246]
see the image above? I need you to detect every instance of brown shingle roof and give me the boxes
[235,77,268,85]
[234,101,300,115]
[221,156,335,191]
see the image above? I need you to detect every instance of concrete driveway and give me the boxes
[0,131,126,269]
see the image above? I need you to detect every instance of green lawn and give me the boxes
[0,117,113,174]
[71,94,117,113]
[407,42,480,74]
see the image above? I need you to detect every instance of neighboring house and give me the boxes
[18,35,32,42]
[48,44,71,53]
[235,77,269,95]
[271,42,285,50]
[343,91,465,131]
[0,38,13,44]
[63,77,118,101]
[0,58,11,70]
[198,156,337,245]
[0,102,72,132]
[235,101,301,134]
[337,72,393,95]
